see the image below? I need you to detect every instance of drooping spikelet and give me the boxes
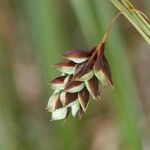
[46,42,113,120]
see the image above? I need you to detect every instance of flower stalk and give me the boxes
[111,0,150,44]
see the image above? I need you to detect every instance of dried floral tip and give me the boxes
[78,88,89,112]
[63,50,90,63]
[55,61,76,74]
[85,76,100,99]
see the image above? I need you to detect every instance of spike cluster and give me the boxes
[46,42,113,120]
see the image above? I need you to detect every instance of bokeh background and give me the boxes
[0,0,150,150]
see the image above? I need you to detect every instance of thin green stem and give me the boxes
[101,12,122,43]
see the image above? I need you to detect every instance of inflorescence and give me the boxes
[46,42,113,120]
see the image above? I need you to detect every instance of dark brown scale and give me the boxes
[101,61,113,86]
[64,93,78,106]
[63,50,90,58]
[51,76,66,84]
[55,96,63,109]
[74,62,86,77]
[87,76,100,98]
[78,88,89,111]
[65,77,83,91]
[55,61,76,68]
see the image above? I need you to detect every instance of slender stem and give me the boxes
[101,12,122,43]
[111,0,150,44]
[95,12,122,54]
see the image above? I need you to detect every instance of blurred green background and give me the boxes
[0,0,149,150]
